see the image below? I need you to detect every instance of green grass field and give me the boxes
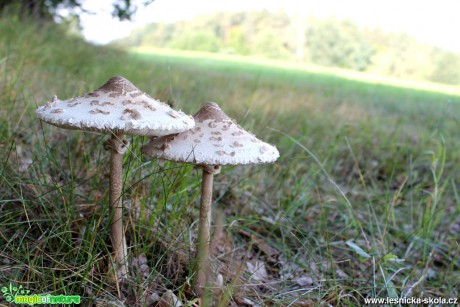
[1,16,459,305]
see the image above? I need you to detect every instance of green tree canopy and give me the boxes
[168,30,222,53]
[0,0,154,20]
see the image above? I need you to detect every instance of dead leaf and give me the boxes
[246,260,268,282]
[132,253,150,280]
[158,290,182,307]
[295,276,313,286]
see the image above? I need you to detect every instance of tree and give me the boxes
[168,30,223,53]
[0,0,154,21]
[306,18,374,71]
[252,30,290,60]
[227,26,248,55]
[429,51,460,85]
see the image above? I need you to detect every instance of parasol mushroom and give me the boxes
[36,76,194,279]
[141,102,279,295]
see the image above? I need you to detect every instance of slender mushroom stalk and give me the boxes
[195,164,221,295]
[105,133,129,277]
[35,76,195,282]
[141,102,280,297]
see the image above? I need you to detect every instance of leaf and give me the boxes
[346,240,371,259]
[158,290,182,307]
[246,260,268,282]
[387,280,398,298]
[295,276,313,286]
[383,253,404,263]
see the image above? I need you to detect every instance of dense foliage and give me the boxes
[0,0,154,20]
[116,11,460,85]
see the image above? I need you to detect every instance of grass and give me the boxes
[1,14,459,305]
[132,46,460,97]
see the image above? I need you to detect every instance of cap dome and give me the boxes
[142,102,279,165]
[36,76,194,136]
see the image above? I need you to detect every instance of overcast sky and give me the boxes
[79,0,460,52]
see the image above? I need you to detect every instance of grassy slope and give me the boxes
[1,16,459,305]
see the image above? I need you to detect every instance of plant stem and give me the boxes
[195,169,214,296]
[109,133,128,279]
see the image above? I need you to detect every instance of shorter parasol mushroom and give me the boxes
[141,102,279,296]
[36,76,194,280]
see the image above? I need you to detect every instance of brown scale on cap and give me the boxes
[167,110,179,118]
[232,131,244,136]
[211,131,222,135]
[216,150,236,157]
[90,108,110,115]
[122,108,142,120]
[85,92,100,98]
[83,76,138,98]
[190,126,201,134]
[91,101,114,106]
[148,134,177,151]
[259,146,269,154]
[130,91,143,98]
[194,102,228,123]
[121,99,155,111]
[67,99,80,107]
[231,141,243,148]
[44,95,58,109]
[51,109,64,113]
[209,136,222,142]
[142,102,156,111]
[98,76,139,96]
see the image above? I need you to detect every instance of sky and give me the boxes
[78,0,460,52]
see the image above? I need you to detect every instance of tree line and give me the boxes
[116,11,460,85]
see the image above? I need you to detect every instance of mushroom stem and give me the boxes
[195,168,214,296]
[109,133,128,279]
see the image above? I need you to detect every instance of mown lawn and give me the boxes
[1,15,459,305]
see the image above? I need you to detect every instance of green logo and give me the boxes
[1,283,30,302]
[1,283,80,305]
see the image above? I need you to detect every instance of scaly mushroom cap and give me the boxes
[142,102,279,165]
[36,76,195,136]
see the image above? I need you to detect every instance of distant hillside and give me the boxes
[114,11,460,86]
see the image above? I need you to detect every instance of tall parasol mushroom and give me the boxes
[36,76,194,279]
[141,102,279,296]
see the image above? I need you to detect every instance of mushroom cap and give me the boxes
[36,76,195,136]
[142,102,279,165]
